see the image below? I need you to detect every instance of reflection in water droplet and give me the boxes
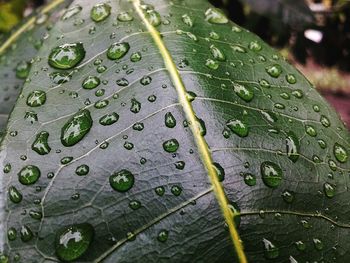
[107,42,130,60]
[323,182,335,198]
[210,45,226,61]
[82,76,100,89]
[334,143,348,163]
[20,225,33,242]
[55,223,94,261]
[263,238,279,259]
[266,64,282,78]
[261,161,283,188]
[286,132,299,162]
[99,112,119,126]
[226,119,249,137]
[243,173,256,186]
[18,165,40,185]
[90,3,111,22]
[117,12,133,22]
[163,139,179,153]
[233,82,254,102]
[205,8,228,24]
[32,131,51,155]
[157,230,169,242]
[109,170,134,192]
[212,163,225,182]
[61,110,93,147]
[26,90,46,107]
[48,43,85,69]
[15,61,31,79]
[8,186,22,203]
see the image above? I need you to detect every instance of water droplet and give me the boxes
[116,78,129,86]
[124,141,134,150]
[286,74,297,84]
[295,240,306,251]
[50,72,71,84]
[209,31,220,40]
[313,238,323,250]
[281,190,294,203]
[320,115,330,127]
[82,76,100,89]
[130,98,141,113]
[55,223,94,261]
[94,100,109,109]
[8,227,17,241]
[323,182,335,198]
[233,82,254,102]
[266,64,282,78]
[205,8,228,24]
[318,139,327,149]
[26,90,46,107]
[117,12,133,22]
[61,110,93,147]
[305,125,317,137]
[263,238,279,259]
[248,41,262,51]
[145,10,161,26]
[186,91,197,102]
[109,170,134,192]
[226,118,249,137]
[286,132,299,162]
[8,186,22,203]
[18,165,40,185]
[75,164,89,176]
[328,159,337,171]
[48,43,85,69]
[292,89,303,98]
[259,79,270,88]
[196,117,206,136]
[20,225,33,242]
[129,200,141,210]
[175,161,185,170]
[205,59,219,70]
[130,52,142,62]
[24,111,38,124]
[133,122,144,131]
[62,5,82,20]
[212,163,225,182]
[155,186,165,196]
[140,75,152,85]
[32,131,51,155]
[165,112,176,128]
[99,112,119,126]
[15,61,31,79]
[210,45,226,61]
[157,230,168,242]
[61,156,73,165]
[231,45,246,53]
[163,139,179,153]
[29,210,42,220]
[334,143,348,163]
[171,185,182,196]
[261,161,283,188]
[107,42,130,60]
[90,3,111,22]
[243,173,256,186]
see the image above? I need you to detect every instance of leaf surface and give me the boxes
[0,0,349,262]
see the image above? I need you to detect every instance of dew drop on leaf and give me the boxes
[205,59,219,70]
[286,74,297,84]
[305,125,317,137]
[32,131,51,155]
[323,182,336,198]
[15,61,31,79]
[157,230,169,242]
[232,82,254,102]
[8,186,22,204]
[243,173,256,186]
[20,225,33,242]
[61,110,93,147]
[50,72,71,84]
[320,115,331,127]
[262,238,279,259]
[182,14,193,27]
[99,112,119,126]
[107,42,130,60]
[163,139,179,153]
[333,143,348,163]
[48,43,85,69]
[109,169,134,192]
[212,162,225,182]
[82,76,100,89]
[155,186,165,196]
[260,161,283,188]
[90,3,111,22]
[226,118,249,137]
[171,185,182,196]
[61,5,82,20]
[145,10,161,26]
[205,8,228,24]
[129,200,141,210]
[248,41,262,51]
[55,223,94,261]
[117,12,133,22]
[281,190,294,203]
[130,52,142,62]
[7,227,17,241]
[286,132,300,162]
[165,112,176,128]
[266,64,282,78]
[18,165,41,185]
[26,90,46,107]
[210,45,226,61]
[75,164,89,176]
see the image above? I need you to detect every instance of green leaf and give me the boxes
[0,0,71,137]
[0,0,349,262]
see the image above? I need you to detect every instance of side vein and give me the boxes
[132,1,247,262]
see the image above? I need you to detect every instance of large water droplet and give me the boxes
[266,64,282,78]
[107,42,130,60]
[18,165,40,185]
[82,76,100,89]
[263,238,279,259]
[226,119,249,137]
[205,8,228,24]
[55,223,94,261]
[61,110,93,147]
[90,3,111,22]
[163,139,179,153]
[26,90,46,107]
[233,82,254,102]
[48,43,85,69]
[109,169,134,192]
[32,131,51,155]
[334,143,348,163]
[261,161,283,188]
[286,132,299,162]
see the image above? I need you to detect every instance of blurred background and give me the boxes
[0,0,349,128]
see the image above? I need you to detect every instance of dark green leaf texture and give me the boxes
[0,0,349,262]
[0,0,71,136]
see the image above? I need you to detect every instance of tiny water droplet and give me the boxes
[20,225,33,242]
[117,12,133,22]
[243,173,256,186]
[8,186,22,203]
[157,230,168,242]
[212,163,225,182]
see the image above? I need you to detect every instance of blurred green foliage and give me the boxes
[0,0,26,33]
